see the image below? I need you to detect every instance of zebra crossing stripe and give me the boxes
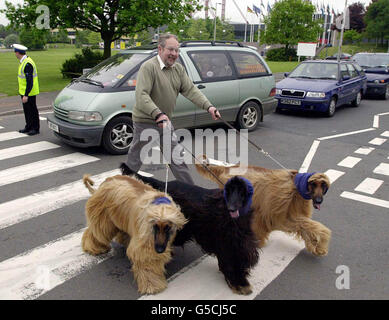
[0,141,60,161]
[0,228,114,300]
[0,153,99,187]
[0,131,28,142]
[0,169,120,230]
[140,231,304,300]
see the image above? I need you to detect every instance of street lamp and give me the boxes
[214,2,222,41]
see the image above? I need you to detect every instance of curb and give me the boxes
[0,105,53,117]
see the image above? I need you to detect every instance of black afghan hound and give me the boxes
[120,163,259,295]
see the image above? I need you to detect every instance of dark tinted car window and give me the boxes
[189,51,233,81]
[353,63,365,76]
[229,51,268,76]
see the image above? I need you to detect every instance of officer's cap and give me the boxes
[13,44,28,54]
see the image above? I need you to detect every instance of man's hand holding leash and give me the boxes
[155,112,170,129]
[208,106,221,120]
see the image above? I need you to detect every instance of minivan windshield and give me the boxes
[82,53,150,87]
[289,62,338,80]
[353,54,389,68]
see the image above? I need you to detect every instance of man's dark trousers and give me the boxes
[21,95,40,132]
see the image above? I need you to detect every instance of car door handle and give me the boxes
[197,84,206,89]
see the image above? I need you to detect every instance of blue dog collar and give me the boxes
[152,197,172,205]
[224,177,254,216]
[294,172,316,200]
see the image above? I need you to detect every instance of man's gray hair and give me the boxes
[158,33,178,48]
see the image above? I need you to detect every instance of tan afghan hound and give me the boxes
[81,174,187,294]
[195,156,331,256]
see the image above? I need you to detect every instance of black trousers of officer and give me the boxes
[21,95,40,132]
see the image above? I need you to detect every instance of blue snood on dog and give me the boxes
[152,197,172,205]
[294,172,316,200]
[224,177,254,217]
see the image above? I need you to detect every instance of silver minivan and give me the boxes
[47,41,277,154]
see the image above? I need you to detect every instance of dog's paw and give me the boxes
[231,284,253,295]
[138,280,167,295]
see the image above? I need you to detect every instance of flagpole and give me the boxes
[337,0,348,62]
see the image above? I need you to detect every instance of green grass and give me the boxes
[266,61,299,73]
[0,46,82,97]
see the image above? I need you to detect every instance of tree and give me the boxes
[4,33,19,48]
[261,0,321,50]
[19,27,49,49]
[364,0,389,46]
[1,0,202,59]
[348,2,365,33]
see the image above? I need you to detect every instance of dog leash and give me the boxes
[216,113,289,170]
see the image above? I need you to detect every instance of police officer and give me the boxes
[13,44,40,135]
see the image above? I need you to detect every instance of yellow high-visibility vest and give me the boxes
[18,56,40,96]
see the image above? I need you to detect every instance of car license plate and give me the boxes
[48,121,59,133]
[281,98,301,105]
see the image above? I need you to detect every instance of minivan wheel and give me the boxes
[102,116,133,155]
[351,91,362,107]
[236,101,261,131]
[327,97,336,117]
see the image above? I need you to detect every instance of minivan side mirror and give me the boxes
[284,72,290,78]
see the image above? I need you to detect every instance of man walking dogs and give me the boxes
[126,33,220,185]
[14,44,40,136]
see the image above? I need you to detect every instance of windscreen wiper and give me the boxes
[77,78,104,87]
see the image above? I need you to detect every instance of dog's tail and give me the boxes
[120,162,136,176]
[83,174,96,194]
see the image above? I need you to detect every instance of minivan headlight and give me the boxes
[68,111,103,121]
[306,92,326,98]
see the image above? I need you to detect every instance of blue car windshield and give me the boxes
[353,54,389,68]
[81,53,150,87]
[289,63,338,80]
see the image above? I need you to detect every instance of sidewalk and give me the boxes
[0,72,285,117]
[0,91,60,116]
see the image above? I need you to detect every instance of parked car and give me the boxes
[47,41,277,154]
[352,52,389,100]
[275,60,367,117]
[325,53,352,60]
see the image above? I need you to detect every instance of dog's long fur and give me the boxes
[81,174,187,294]
[195,157,331,256]
[120,163,259,295]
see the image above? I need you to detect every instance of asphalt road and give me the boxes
[0,96,387,303]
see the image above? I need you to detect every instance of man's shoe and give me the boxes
[19,128,30,133]
[27,129,39,136]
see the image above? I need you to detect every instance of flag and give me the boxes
[260,0,265,9]
[267,3,272,13]
[326,4,330,14]
[253,4,261,16]
[247,6,254,14]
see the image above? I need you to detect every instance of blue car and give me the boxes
[352,52,389,100]
[275,60,367,117]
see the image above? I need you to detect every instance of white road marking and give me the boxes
[299,140,320,173]
[0,141,60,161]
[341,191,389,209]
[0,153,99,187]
[369,138,387,146]
[337,156,362,168]
[373,115,379,128]
[0,169,120,230]
[0,131,28,142]
[354,147,375,155]
[0,126,4,129]
[0,228,114,300]
[324,169,345,184]
[354,178,384,195]
[39,117,46,121]
[140,231,304,300]
[373,163,389,176]
[318,128,375,141]
[381,131,389,137]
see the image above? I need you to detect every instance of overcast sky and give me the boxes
[0,0,372,26]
